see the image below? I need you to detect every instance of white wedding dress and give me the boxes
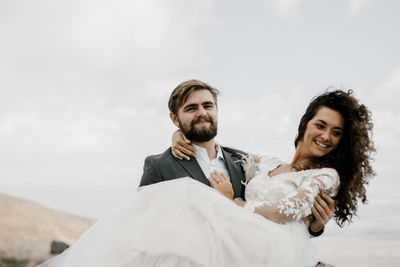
[38,156,339,267]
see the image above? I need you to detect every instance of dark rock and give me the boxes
[50,241,69,255]
[316,261,335,267]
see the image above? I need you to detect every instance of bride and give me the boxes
[38,89,375,267]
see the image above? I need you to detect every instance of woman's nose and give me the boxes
[321,130,330,141]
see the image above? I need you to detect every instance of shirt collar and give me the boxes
[215,144,225,160]
[192,143,225,161]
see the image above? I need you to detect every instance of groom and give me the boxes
[139,79,333,236]
[139,79,245,199]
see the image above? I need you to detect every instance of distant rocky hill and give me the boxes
[0,193,95,267]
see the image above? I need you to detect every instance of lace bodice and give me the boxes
[243,155,340,224]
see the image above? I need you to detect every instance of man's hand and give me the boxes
[208,170,234,200]
[171,130,197,160]
[310,194,337,233]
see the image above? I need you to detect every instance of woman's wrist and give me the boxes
[308,225,324,237]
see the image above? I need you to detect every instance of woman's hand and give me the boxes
[310,194,337,233]
[171,130,197,160]
[208,170,234,200]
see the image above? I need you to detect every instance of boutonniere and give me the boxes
[241,154,260,185]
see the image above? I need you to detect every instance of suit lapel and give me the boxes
[175,157,210,186]
[222,148,245,198]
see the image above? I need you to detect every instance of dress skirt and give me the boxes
[38,178,315,267]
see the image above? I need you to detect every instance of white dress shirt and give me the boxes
[192,143,230,180]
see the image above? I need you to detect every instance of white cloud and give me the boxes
[218,83,318,161]
[0,0,216,82]
[270,0,300,18]
[379,68,400,99]
[367,68,400,112]
[349,0,368,16]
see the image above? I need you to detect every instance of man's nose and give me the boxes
[196,106,208,116]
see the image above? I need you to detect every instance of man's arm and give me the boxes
[309,194,337,237]
[139,156,163,187]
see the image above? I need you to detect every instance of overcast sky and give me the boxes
[1,0,399,241]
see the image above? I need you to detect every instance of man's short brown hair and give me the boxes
[168,79,220,115]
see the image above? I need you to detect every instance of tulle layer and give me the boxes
[39,178,315,267]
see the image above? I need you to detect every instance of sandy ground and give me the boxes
[312,236,400,267]
[0,193,95,266]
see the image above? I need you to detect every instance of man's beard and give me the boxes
[178,116,218,142]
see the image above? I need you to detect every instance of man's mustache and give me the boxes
[191,116,213,126]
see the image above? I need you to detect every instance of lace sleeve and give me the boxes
[242,155,284,184]
[244,168,340,224]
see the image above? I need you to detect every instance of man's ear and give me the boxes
[169,112,180,127]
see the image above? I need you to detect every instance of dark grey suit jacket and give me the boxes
[139,146,247,199]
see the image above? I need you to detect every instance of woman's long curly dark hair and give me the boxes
[294,89,375,227]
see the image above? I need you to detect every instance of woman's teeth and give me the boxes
[315,140,328,148]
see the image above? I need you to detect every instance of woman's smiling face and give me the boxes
[297,106,344,158]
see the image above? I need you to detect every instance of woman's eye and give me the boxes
[332,131,342,137]
[315,124,324,129]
